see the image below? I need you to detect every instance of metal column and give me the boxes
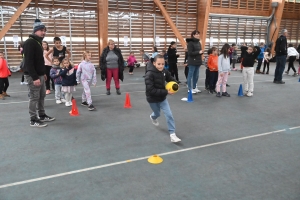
[129,13,132,51]
[68,10,73,62]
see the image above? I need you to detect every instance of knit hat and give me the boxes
[33,19,46,33]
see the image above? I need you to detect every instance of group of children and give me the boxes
[41,37,97,111]
[203,43,261,97]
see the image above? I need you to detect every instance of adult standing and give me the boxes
[274,29,288,84]
[167,41,180,83]
[186,30,203,94]
[100,39,124,95]
[23,19,55,127]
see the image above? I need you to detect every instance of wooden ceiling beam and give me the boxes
[153,0,186,48]
[197,0,211,50]
[0,0,32,41]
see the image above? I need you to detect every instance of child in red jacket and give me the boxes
[0,52,11,100]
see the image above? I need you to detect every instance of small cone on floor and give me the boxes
[148,154,163,164]
[187,90,193,103]
[238,84,244,96]
[70,99,79,116]
[124,92,132,108]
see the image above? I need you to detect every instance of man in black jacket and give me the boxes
[274,29,288,84]
[23,19,55,127]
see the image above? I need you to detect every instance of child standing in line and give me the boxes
[145,54,181,143]
[262,48,272,74]
[231,44,238,71]
[204,48,212,91]
[45,37,71,64]
[59,58,77,107]
[216,44,231,97]
[285,44,299,76]
[50,57,66,104]
[241,46,261,97]
[42,41,54,94]
[76,51,97,111]
[0,51,11,100]
[207,47,218,94]
[127,52,137,75]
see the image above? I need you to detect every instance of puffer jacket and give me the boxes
[186,38,203,66]
[0,58,11,78]
[145,62,176,103]
[100,46,124,81]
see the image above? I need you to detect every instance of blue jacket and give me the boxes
[50,65,63,85]
[59,65,77,86]
[258,47,265,59]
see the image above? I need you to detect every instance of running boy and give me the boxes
[145,55,181,143]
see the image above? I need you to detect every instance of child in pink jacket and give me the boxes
[127,52,137,75]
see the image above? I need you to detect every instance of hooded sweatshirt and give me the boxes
[144,61,176,103]
[186,38,202,66]
[287,47,299,59]
[0,58,11,78]
[167,47,179,64]
[127,55,137,67]
[218,54,231,73]
[50,65,63,84]
[76,60,97,85]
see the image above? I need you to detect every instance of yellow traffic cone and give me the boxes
[148,154,163,164]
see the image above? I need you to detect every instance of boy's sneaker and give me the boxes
[216,92,221,97]
[170,133,181,143]
[150,115,159,126]
[56,99,62,104]
[81,101,88,106]
[88,104,95,111]
[244,91,249,95]
[246,92,253,97]
[65,102,71,107]
[30,119,47,127]
[222,92,230,97]
[61,99,66,103]
[209,90,214,94]
[39,114,55,122]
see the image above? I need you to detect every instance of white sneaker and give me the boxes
[56,99,62,104]
[246,92,253,97]
[150,115,159,126]
[188,89,197,94]
[23,82,28,85]
[61,99,66,103]
[69,101,73,106]
[20,82,24,85]
[65,102,71,107]
[170,133,181,143]
[244,91,248,95]
[194,87,201,93]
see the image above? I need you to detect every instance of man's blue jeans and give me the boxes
[187,65,200,90]
[274,55,287,81]
[149,99,175,134]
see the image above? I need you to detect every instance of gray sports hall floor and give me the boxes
[0,63,300,200]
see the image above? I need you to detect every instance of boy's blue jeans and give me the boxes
[149,99,175,134]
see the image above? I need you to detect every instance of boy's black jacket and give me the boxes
[242,46,261,67]
[145,62,176,103]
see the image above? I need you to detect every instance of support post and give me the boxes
[269,0,285,54]
[153,0,185,48]
[197,0,211,50]
[0,0,32,41]
[68,10,73,62]
[0,6,8,60]
[97,0,108,63]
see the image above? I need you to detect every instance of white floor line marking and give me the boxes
[0,128,287,189]
[289,126,300,130]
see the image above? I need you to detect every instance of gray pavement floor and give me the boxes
[0,63,300,200]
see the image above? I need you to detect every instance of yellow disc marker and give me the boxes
[148,154,163,164]
[165,81,179,94]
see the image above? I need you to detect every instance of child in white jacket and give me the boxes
[285,44,299,76]
[76,51,97,111]
[216,44,231,97]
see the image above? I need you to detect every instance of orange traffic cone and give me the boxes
[124,92,132,108]
[70,99,80,116]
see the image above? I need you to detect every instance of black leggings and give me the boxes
[263,61,270,73]
[0,78,9,92]
[45,65,54,90]
[205,68,210,88]
[168,63,179,81]
[209,71,218,91]
[21,74,24,82]
[287,56,296,72]
[128,65,134,73]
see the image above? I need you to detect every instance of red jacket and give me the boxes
[0,58,11,78]
[127,55,137,66]
[207,54,218,72]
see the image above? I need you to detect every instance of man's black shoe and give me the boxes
[277,81,285,84]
